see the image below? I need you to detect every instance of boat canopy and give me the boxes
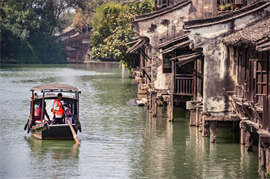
[31,93,77,100]
[30,83,81,93]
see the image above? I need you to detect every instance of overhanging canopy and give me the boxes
[171,52,202,66]
[161,40,191,54]
[126,39,147,54]
[31,83,81,93]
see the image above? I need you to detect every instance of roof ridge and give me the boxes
[133,0,191,22]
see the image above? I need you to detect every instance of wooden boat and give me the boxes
[24,83,81,141]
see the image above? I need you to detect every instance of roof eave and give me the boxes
[133,0,191,22]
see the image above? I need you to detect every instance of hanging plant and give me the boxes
[219,5,226,11]
[225,3,232,10]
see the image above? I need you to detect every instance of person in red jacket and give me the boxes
[52,93,64,124]
[30,102,51,127]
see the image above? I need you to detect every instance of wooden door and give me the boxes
[238,48,246,85]
[255,59,268,95]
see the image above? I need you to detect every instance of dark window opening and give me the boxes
[163,53,173,73]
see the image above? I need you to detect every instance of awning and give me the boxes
[161,40,191,54]
[126,39,147,54]
[126,38,140,46]
[158,34,188,49]
[172,52,202,66]
[256,37,270,52]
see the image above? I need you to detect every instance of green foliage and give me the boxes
[57,11,76,32]
[0,0,71,63]
[90,0,154,68]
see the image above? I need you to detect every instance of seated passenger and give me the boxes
[33,102,51,125]
[63,105,74,124]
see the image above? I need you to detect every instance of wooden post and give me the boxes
[194,60,197,100]
[196,108,200,127]
[199,111,203,132]
[152,92,157,117]
[240,127,245,145]
[259,137,265,167]
[209,121,217,143]
[172,60,176,93]
[41,92,45,121]
[266,147,270,174]
[202,116,209,137]
[27,91,35,132]
[76,92,80,123]
[189,109,196,126]
[245,128,253,151]
[147,92,152,111]
[169,59,175,122]
[167,94,174,122]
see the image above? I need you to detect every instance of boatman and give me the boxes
[52,93,64,124]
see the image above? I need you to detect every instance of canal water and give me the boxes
[0,63,260,178]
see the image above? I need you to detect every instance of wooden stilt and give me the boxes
[240,127,245,145]
[196,108,200,127]
[259,142,265,167]
[245,129,253,151]
[266,148,270,174]
[147,92,151,111]
[202,117,209,137]
[189,109,196,126]
[167,94,174,122]
[152,92,157,117]
[209,121,217,143]
[199,112,203,132]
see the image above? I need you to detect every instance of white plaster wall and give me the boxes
[202,40,229,112]
[219,43,227,79]
[203,97,226,113]
[154,65,170,89]
[136,4,192,46]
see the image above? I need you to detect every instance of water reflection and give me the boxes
[26,137,79,158]
[133,108,175,178]
[25,137,80,178]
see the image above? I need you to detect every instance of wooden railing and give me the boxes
[175,74,194,96]
[235,84,249,101]
[262,96,270,130]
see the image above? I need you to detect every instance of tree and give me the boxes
[0,0,82,63]
[90,0,154,68]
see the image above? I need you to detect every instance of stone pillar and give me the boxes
[209,121,217,143]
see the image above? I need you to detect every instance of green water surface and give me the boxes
[0,63,260,178]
